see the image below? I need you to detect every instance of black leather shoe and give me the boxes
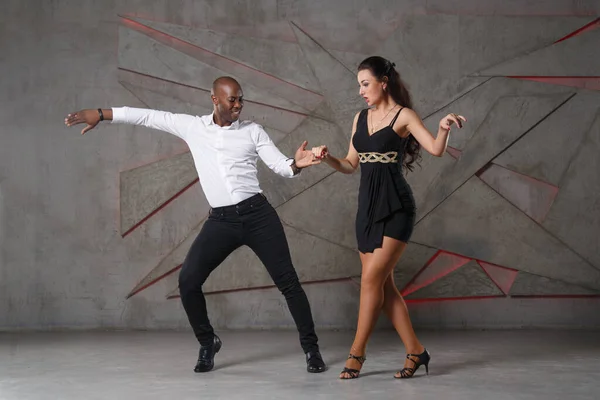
[306,350,326,373]
[194,334,222,373]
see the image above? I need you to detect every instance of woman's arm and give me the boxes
[402,108,466,157]
[314,112,361,174]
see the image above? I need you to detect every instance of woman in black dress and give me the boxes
[312,56,466,380]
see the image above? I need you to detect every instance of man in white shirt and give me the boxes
[65,76,326,374]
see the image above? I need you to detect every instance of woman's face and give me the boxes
[357,69,385,107]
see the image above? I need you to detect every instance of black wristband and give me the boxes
[290,159,302,175]
[97,108,104,121]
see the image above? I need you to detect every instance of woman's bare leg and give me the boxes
[340,236,406,379]
[382,273,425,374]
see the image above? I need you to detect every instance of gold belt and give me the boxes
[358,151,398,164]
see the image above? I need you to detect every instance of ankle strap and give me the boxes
[348,354,366,365]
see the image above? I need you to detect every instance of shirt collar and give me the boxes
[205,112,241,130]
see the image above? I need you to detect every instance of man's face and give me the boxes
[212,81,244,124]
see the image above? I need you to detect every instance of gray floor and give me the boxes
[1,329,599,400]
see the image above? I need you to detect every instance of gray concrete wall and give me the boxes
[1,0,599,331]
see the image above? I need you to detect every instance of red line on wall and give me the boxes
[126,264,183,299]
[554,17,600,43]
[121,178,199,238]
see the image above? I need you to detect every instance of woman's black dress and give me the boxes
[351,108,417,253]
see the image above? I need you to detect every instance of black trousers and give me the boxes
[178,193,319,354]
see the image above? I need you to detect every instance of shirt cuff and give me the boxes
[287,158,300,178]
[110,107,126,124]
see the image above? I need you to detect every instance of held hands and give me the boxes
[439,113,467,132]
[294,141,322,169]
[311,145,328,160]
[64,109,101,135]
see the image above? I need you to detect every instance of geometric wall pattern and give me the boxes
[114,10,600,305]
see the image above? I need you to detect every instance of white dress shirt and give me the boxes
[111,107,296,207]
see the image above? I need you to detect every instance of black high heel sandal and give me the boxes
[394,348,430,379]
[340,354,366,379]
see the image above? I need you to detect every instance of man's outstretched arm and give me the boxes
[65,107,196,139]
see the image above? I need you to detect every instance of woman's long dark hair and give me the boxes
[358,56,421,172]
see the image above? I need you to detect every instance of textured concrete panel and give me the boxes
[120,81,212,117]
[418,92,573,222]
[425,78,575,151]
[127,17,321,93]
[412,177,600,290]
[291,22,366,131]
[424,0,600,16]
[127,219,205,298]
[405,151,457,215]
[459,16,596,76]
[406,260,503,299]
[478,28,600,77]
[479,261,518,295]
[393,243,439,292]
[199,245,267,292]
[118,25,321,116]
[509,272,600,296]
[543,112,600,271]
[277,170,360,250]
[120,152,198,235]
[493,92,600,186]
[262,127,289,145]
[378,15,489,115]
[515,77,600,91]
[118,68,212,108]
[281,1,415,53]
[328,50,370,72]
[258,116,350,208]
[477,164,559,223]
[118,26,232,94]
[204,19,297,43]
[548,17,600,43]
[0,180,6,323]
[118,69,307,135]
[446,146,462,160]
[402,251,471,295]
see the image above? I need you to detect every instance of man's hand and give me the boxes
[294,141,321,169]
[64,109,102,135]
